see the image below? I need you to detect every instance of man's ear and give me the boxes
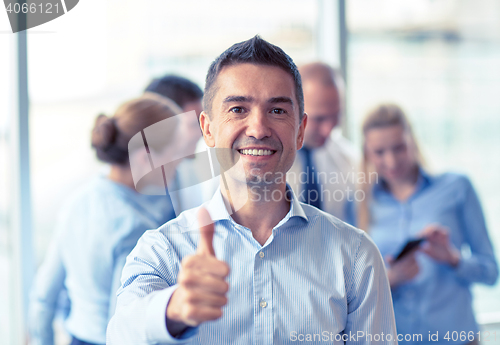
[297,113,307,150]
[200,111,215,147]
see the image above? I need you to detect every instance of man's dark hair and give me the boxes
[203,35,304,121]
[145,75,203,109]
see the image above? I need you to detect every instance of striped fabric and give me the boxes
[107,186,397,344]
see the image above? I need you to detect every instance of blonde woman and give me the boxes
[29,94,182,345]
[356,104,498,345]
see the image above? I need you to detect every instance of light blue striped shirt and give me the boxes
[107,186,397,344]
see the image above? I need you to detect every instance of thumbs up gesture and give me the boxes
[166,207,230,333]
[196,207,217,257]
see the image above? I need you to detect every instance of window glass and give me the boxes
[347,0,500,319]
[28,0,321,262]
[0,33,16,345]
[25,1,323,342]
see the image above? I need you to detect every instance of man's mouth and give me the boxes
[238,149,276,156]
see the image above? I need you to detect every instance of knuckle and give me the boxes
[178,270,187,282]
[221,262,230,276]
[178,271,198,287]
[184,305,197,319]
[183,255,197,268]
[214,308,223,318]
[184,290,196,303]
[178,272,190,285]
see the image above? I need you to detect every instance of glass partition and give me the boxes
[347,0,500,324]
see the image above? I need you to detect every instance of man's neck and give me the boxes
[220,179,290,246]
[108,165,135,190]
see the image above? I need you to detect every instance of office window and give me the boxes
[28,0,324,262]
[0,34,17,345]
[25,1,327,342]
[347,0,500,320]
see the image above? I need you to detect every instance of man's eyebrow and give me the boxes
[268,96,294,106]
[223,96,254,103]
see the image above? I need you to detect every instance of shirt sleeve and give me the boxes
[344,233,398,345]
[106,230,198,345]
[28,235,66,345]
[454,177,499,285]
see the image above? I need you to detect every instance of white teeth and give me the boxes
[239,149,274,156]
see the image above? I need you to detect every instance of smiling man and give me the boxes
[107,36,397,345]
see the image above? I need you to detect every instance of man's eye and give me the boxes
[394,144,406,153]
[230,107,244,114]
[272,108,286,115]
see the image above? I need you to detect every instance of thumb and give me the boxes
[196,207,215,256]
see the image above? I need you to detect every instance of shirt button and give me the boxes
[259,251,265,258]
[259,300,267,308]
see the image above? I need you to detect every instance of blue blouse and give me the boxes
[367,170,498,344]
[29,176,176,345]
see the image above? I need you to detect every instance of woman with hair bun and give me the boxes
[355,103,498,345]
[29,93,183,345]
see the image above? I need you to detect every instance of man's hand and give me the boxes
[419,224,461,267]
[386,253,420,288]
[166,207,230,335]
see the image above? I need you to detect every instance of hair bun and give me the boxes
[91,114,117,150]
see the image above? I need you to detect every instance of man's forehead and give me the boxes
[303,81,338,96]
[304,83,339,106]
[214,63,296,101]
[218,63,292,81]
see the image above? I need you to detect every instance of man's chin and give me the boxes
[245,170,285,186]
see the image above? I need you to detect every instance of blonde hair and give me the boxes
[91,92,182,165]
[357,103,425,230]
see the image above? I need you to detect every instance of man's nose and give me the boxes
[384,152,398,169]
[245,110,272,140]
[320,124,333,140]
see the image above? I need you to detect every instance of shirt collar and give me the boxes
[286,184,308,221]
[373,166,433,198]
[205,183,308,224]
[415,167,432,192]
[205,186,232,222]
